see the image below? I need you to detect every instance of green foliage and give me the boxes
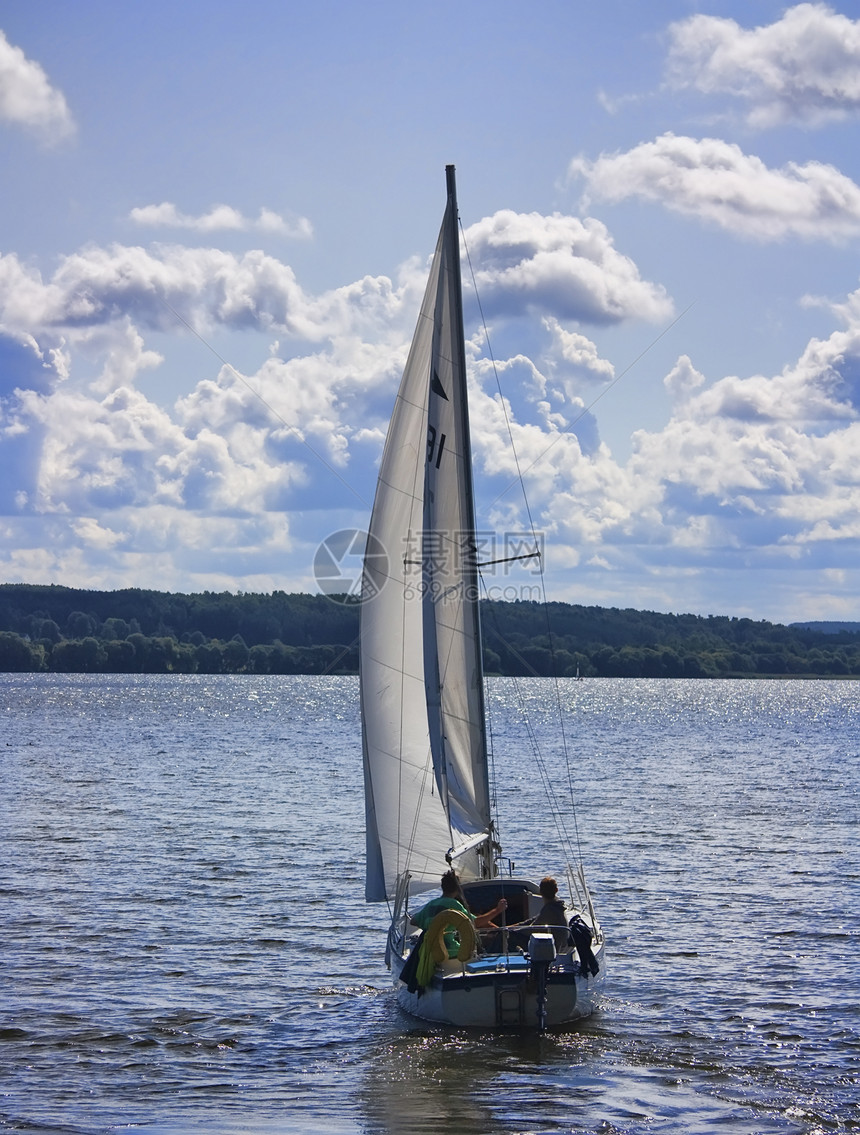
[0,630,46,672]
[0,583,857,677]
[477,599,860,679]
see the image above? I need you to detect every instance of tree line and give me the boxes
[0,583,858,678]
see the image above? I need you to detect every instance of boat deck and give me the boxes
[435,947,586,979]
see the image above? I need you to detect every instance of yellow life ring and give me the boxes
[416,908,476,987]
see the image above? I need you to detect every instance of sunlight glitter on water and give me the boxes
[1,674,858,1134]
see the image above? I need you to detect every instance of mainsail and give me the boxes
[361,166,494,902]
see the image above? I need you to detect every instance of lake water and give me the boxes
[1,674,857,1134]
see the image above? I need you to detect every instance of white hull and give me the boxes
[391,939,605,1029]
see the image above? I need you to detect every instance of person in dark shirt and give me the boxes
[509,876,570,951]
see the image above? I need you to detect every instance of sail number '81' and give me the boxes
[427,425,446,469]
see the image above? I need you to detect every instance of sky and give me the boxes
[2,1,860,624]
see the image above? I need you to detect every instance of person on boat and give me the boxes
[509,876,570,951]
[411,869,507,958]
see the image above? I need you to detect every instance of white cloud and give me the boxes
[8,217,860,617]
[0,508,298,595]
[0,29,74,140]
[664,355,706,403]
[173,349,389,475]
[462,211,673,324]
[15,373,314,523]
[0,230,414,559]
[461,278,860,619]
[0,252,74,348]
[129,202,313,239]
[0,213,672,595]
[30,243,418,354]
[1,208,672,380]
[72,516,125,550]
[667,3,860,128]
[626,294,860,554]
[570,134,860,241]
[543,318,615,382]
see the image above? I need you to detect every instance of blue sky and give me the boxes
[2,1,860,623]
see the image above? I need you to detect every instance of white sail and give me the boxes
[361,166,493,902]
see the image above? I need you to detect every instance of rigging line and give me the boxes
[480,597,579,856]
[477,570,502,835]
[157,295,371,510]
[316,631,360,678]
[461,222,576,840]
[462,222,692,867]
[461,220,591,865]
[544,613,584,866]
[518,679,576,858]
[478,552,540,567]
[488,300,695,511]
[460,223,541,544]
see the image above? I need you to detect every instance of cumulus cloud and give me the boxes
[0,506,300,595]
[16,373,314,521]
[664,355,706,403]
[174,344,401,479]
[0,243,430,533]
[0,29,75,140]
[667,3,860,128]
[1,206,674,369]
[0,205,676,595]
[0,313,394,591]
[462,211,673,324]
[570,134,860,241]
[12,211,860,616]
[543,318,615,382]
[627,295,860,558]
[0,244,407,347]
[462,279,860,618]
[129,202,313,239]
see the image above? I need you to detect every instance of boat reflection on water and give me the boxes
[357,1010,775,1135]
[359,1021,599,1135]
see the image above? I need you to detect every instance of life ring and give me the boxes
[416,908,476,987]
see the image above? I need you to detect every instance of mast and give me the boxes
[443,165,494,875]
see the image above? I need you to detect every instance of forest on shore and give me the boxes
[1,583,859,679]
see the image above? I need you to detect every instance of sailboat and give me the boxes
[360,165,604,1028]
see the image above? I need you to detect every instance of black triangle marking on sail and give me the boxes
[430,370,449,400]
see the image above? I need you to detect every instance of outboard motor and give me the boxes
[528,932,557,1030]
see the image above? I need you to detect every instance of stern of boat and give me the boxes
[387,876,605,1029]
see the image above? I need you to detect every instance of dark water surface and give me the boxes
[1,675,857,1133]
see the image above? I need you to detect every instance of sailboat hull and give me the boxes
[391,940,605,1028]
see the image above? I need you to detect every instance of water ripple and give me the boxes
[1,674,857,1134]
